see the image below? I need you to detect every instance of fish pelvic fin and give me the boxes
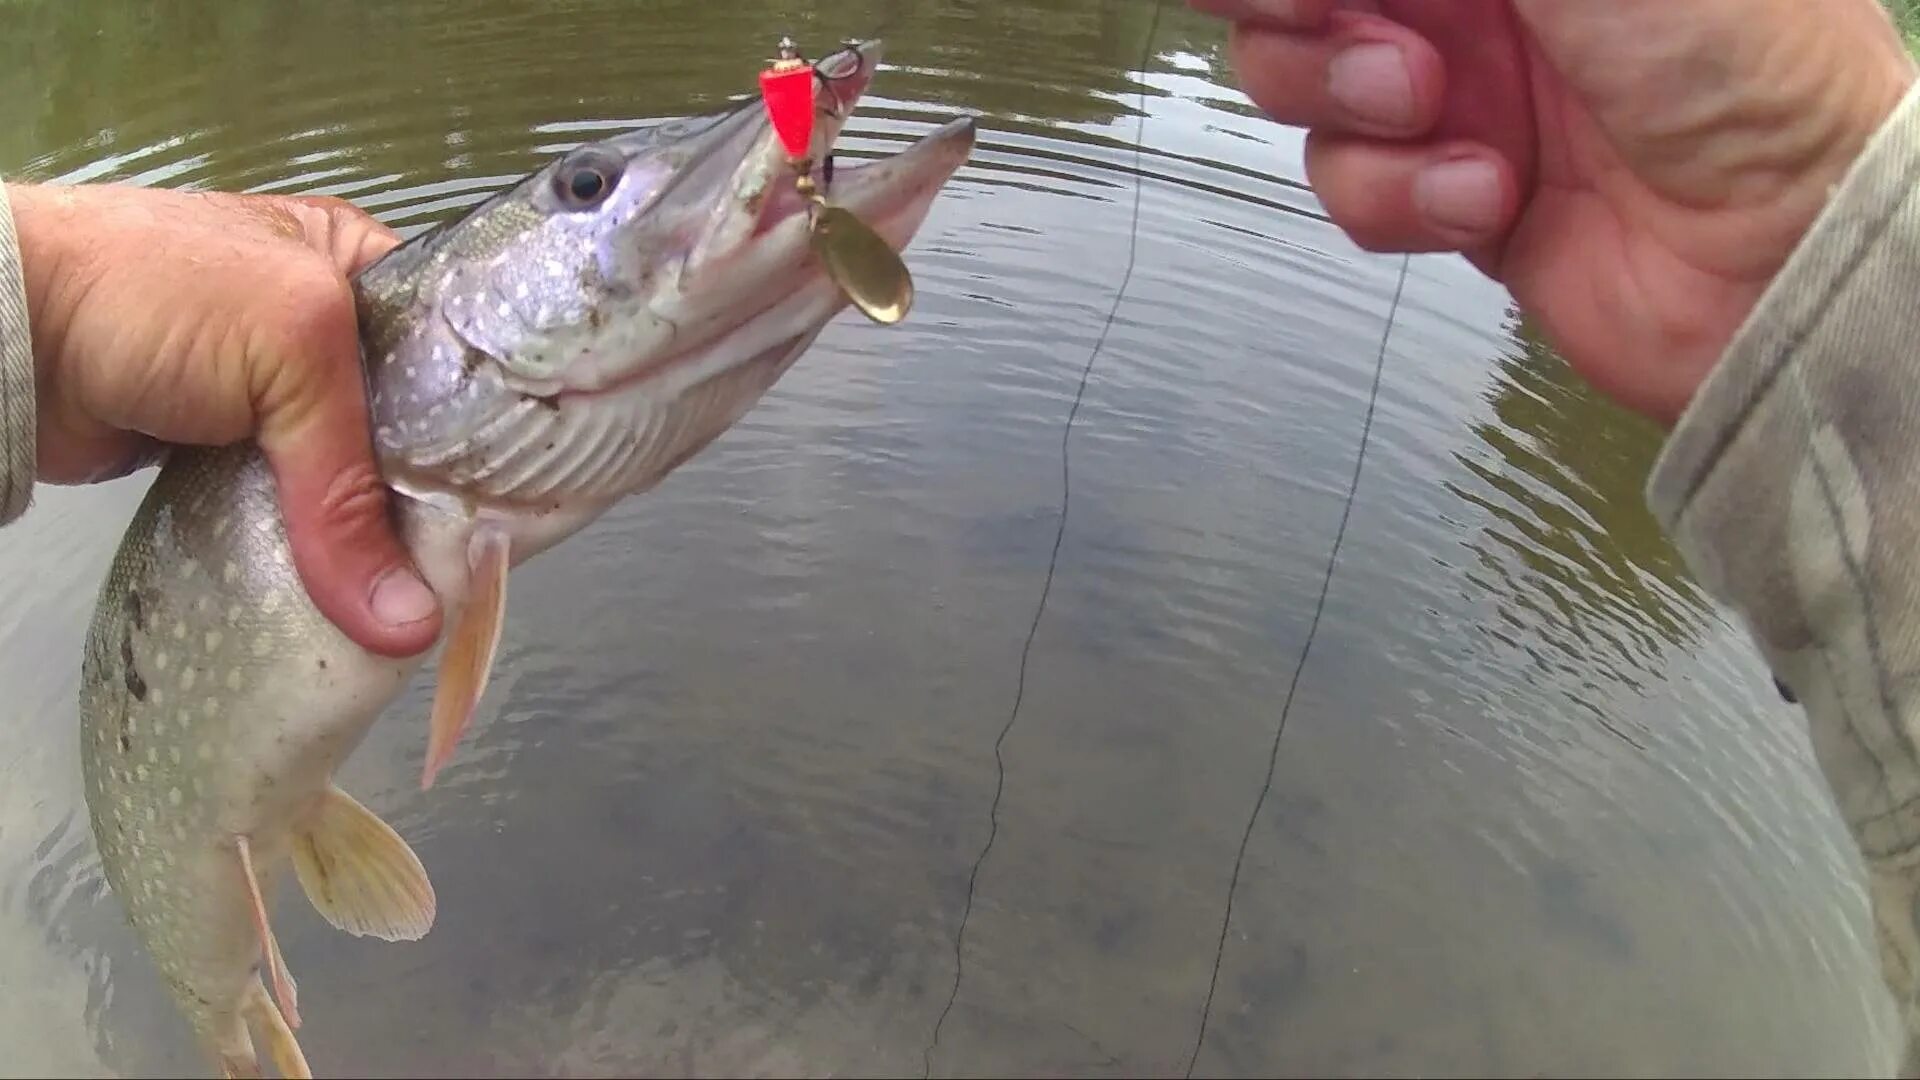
[421,527,511,790]
[292,784,437,941]
[245,978,313,1080]
[235,835,300,1030]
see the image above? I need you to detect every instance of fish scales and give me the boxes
[74,39,975,1078]
[82,444,412,1065]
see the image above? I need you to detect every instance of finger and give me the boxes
[285,194,402,277]
[1303,131,1519,255]
[253,266,442,660]
[1188,0,1339,29]
[1228,12,1447,138]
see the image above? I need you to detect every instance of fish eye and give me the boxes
[553,147,623,210]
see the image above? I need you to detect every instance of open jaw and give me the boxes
[685,37,978,278]
[606,40,978,393]
[760,37,979,240]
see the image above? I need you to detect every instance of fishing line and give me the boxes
[1183,253,1410,1075]
[920,0,1165,1074]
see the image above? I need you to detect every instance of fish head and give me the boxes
[358,38,976,506]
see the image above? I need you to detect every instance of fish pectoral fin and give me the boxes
[235,835,300,1031]
[291,784,437,942]
[244,978,313,1080]
[421,527,511,790]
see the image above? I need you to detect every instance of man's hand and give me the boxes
[1190,0,1918,425]
[9,182,442,658]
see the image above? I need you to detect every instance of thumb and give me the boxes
[252,264,443,659]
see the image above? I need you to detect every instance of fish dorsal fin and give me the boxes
[291,785,437,941]
[421,527,511,790]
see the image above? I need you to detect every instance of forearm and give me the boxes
[0,179,35,526]
[1647,78,1920,1075]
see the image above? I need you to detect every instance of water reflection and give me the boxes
[0,0,1899,1075]
[1459,311,1715,676]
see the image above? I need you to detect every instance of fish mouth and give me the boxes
[506,38,975,402]
[652,38,978,356]
[734,39,979,248]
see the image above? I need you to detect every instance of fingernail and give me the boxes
[1327,43,1413,130]
[371,567,436,627]
[1414,157,1503,235]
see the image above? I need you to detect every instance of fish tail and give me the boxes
[200,978,312,1079]
[245,977,312,1079]
[195,1006,259,1079]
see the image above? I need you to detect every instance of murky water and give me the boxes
[0,0,1900,1075]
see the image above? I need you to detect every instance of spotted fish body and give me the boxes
[77,40,975,1077]
[81,445,430,1075]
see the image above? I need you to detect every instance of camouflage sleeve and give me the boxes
[0,178,33,526]
[1647,79,1920,1075]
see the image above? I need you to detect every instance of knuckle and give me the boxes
[286,194,399,274]
[317,457,394,536]
[271,265,357,363]
[289,193,358,218]
[247,264,363,429]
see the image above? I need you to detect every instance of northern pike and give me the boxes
[77,39,974,1078]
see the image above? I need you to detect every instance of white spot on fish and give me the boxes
[169,746,181,766]
[515,282,531,300]
[143,805,155,822]
[153,651,169,672]
[167,787,181,807]
[497,301,513,318]
[205,630,222,652]
[203,700,221,721]
[535,303,552,324]
[196,597,211,614]
[226,669,243,691]
[545,258,564,276]
[405,364,417,378]
[191,777,204,796]
[180,668,197,691]
[146,747,157,764]
[178,558,199,580]
[150,689,165,708]
[197,744,213,762]
[223,562,239,585]
[252,636,272,658]
[227,605,244,624]
[173,823,187,841]
[151,711,166,732]
[262,594,282,615]
[172,621,186,641]
[212,516,231,539]
[127,715,138,736]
